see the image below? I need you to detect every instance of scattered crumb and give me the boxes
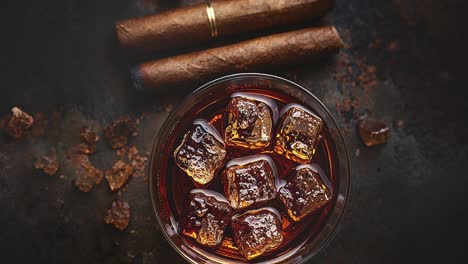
[0,115,8,130]
[30,112,49,138]
[368,38,383,49]
[164,104,174,113]
[336,98,360,124]
[104,116,137,149]
[333,51,379,128]
[59,174,65,179]
[116,146,149,180]
[80,126,99,145]
[5,107,34,139]
[76,143,97,155]
[104,200,131,230]
[135,112,149,126]
[142,252,154,264]
[71,154,104,192]
[127,252,136,261]
[334,53,378,92]
[355,148,361,158]
[34,147,59,176]
[105,160,133,192]
[127,146,148,178]
[356,61,378,94]
[396,119,405,128]
[387,40,400,52]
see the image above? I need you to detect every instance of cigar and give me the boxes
[132,26,343,91]
[116,0,334,54]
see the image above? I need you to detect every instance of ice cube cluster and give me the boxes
[174,93,333,260]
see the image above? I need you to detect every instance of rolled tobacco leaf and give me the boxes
[132,26,343,91]
[116,0,335,54]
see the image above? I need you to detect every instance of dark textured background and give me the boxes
[1,0,468,263]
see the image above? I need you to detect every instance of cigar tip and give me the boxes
[330,26,344,48]
[131,66,146,92]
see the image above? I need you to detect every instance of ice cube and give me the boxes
[225,93,278,149]
[181,189,232,248]
[174,119,226,185]
[274,104,323,164]
[231,207,283,260]
[359,118,389,147]
[278,164,332,222]
[222,155,278,210]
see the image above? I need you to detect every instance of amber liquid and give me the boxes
[158,86,339,262]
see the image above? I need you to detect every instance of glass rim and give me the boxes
[148,72,351,264]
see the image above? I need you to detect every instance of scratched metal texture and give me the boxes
[1,0,468,263]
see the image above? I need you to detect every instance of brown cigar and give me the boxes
[116,0,335,54]
[132,26,343,91]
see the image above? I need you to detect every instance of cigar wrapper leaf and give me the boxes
[132,26,343,91]
[116,0,335,54]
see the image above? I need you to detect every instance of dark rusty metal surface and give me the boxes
[1,0,468,263]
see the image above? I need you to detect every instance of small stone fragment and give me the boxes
[359,118,390,147]
[231,207,283,260]
[72,155,104,192]
[355,148,360,158]
[104,116,137,149]
[104,200,131,230]
[105,160,133,192]
[34,148,59,176]
[5,107,34,139]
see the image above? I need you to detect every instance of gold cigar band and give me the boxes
[204,1,218,39]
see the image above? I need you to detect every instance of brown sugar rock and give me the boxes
[105,160,133,192]
[5,107,34,139]
[104,116,137,149]
[34,148,59,176]
[71,155,104,192]
[359,118,389,147]
[104,200,130,230]
[225,93,278,149]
